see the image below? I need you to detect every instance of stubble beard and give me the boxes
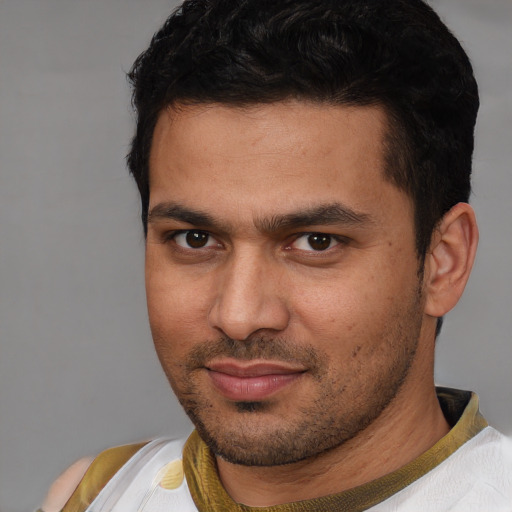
[158,292,424,467]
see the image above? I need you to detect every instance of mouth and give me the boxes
[205,360,307,401]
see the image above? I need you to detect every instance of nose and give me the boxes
[208,250,290,341]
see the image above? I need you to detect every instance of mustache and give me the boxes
[185,335,325,373]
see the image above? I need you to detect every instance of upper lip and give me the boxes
[206,360,307,377]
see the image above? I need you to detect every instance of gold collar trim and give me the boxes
[183,388,487,512]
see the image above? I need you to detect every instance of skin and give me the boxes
[143,101,478,506]
[41,457,93,512]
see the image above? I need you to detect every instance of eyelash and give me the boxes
[163,230,348,253]
[163,230,220,250]
[287,233,346,252]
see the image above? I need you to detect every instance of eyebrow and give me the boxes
[147,201,373,233]
[258,203,373,233]
[147,203,217,227]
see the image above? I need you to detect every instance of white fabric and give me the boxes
[368,427,512,512]
[85,427,512,512]
[86,438,198,512]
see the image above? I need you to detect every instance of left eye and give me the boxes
[291,233,340,251]
[173,230,218,249]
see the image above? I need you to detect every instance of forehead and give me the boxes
[148,101,410,226]
[151,100,386,161]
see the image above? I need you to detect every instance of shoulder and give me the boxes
[433,426,512,490]
[40,442,148,512]
[466,426,512,475]
[437,428,512,507]
[381,427,512,511]
[40,456,94,512]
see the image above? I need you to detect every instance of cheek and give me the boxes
[289,266,377,320]
[145,258,213,356]
[289,259,418,349]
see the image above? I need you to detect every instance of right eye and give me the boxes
[171,230,219,249]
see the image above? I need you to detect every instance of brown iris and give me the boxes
[186,231,209,248]
[307,234,332,251]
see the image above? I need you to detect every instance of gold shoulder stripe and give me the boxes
[61,441,148,512]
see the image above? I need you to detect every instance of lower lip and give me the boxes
[207,370,302,401]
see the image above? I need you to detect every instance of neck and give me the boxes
[216,368,449,506]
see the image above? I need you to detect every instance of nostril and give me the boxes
[208,291,290,342]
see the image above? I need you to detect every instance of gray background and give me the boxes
[0,1,510,511]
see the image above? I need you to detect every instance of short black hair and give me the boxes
[127,0,478,258]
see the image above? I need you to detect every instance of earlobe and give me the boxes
[424,203,479,318]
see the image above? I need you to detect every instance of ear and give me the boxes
[424,203,479,317]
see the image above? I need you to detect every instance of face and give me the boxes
[146,102,426,466]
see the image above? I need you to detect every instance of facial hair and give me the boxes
[160,298,422,468]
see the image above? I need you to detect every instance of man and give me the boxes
[41,0,512,511]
